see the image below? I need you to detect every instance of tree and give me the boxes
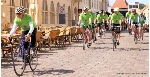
[139,3,146,9]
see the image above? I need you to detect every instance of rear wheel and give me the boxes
[29,47,38,71]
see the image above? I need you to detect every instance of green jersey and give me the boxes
[103,14,108,21]
[139,16,146,25]
[108,15,112,20]
[96,14,104,23]
[90,13,95,23]
[111,12,123,24]
[79,12,91,26]
[126,12,131,19]
[130,13,139,22]
[14,13,37,31]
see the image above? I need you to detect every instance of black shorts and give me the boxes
[92,23,96,28]
[132,22,139,28]
[22,28,37,49]
[97,23,102,28]
[110,24,121,33]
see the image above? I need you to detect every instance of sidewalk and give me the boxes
[1,30,149,77]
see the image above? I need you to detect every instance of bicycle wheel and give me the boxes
[83,39,85,50]
[12,46,26,76]
[29,47,38,71]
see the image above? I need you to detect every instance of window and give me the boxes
[92,0,93,8]
[97,0,98,9]
[50,1,55,24]
[20,0,29,13]
[129,5,132,9]
[42,0,48,24]
[10,0,15,23]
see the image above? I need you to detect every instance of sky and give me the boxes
[108,0,149,12]
[109,0,149,6]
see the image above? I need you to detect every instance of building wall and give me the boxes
[79,0,109,12]
[2,0,79,28]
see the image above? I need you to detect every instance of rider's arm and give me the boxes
[137,16,140,23]
[9,23,18,37]
[28,22,34,35]
[89,18,92,25]
[78,14,82,25]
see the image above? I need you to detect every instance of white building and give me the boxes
[79,0,109,13]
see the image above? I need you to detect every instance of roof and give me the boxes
[111,0,128,9]
[142,5,149,11]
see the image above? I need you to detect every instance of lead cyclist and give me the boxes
[8,6,37,50]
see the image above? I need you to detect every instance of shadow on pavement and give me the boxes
[31,68,75,76]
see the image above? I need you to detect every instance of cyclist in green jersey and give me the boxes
[126,9,132,34]
[88,9,97,41]
[110,7,123,45]
[8,6,37,49]
[103,11,109,31]
[139,12,146,39]
[94,11,104,37]
[130,9,140,40]
[107,12,113,30]
[78,7,92,46]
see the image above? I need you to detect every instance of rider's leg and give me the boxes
[87,28,93,46]
[80,26,88,42]
[97,23,101,36]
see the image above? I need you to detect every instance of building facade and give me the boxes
[79,0,109,12]
[1,0,81,29]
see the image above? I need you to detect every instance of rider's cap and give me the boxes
[15,6,25,13]
[114,7,119,11]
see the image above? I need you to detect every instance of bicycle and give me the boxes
[133,24,139,44]
[82,26,91,50]
[9,36,38,76]
[112,26,120,51]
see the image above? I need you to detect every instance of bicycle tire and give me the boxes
[29,47,38,71]
[12,46,26,76]
[83,40,85,50]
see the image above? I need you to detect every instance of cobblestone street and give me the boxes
[1,30,149,77]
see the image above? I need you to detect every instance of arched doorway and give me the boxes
[42,0,48,24]
[56,2,60,24]
[50,1,55,24]
[10,0,15,23]
[74,7,77,24]
[68,6,71,26]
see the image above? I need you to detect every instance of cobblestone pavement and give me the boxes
[1,30,149,77]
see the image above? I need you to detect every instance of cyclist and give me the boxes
[88,9,97,41]
[110,7,123,45]
[95,11,104,37]
[126,9,132,33]
[78,7,92,46]
[130,9,140,40]
[103,11,108,31]
[107,12,113,30]
[8,6,37,50]
[139,12,146,39]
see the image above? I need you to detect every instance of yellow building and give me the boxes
[1,0,81,29]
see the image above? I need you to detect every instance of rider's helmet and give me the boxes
[83,7,88,11]
[88,9,93,13]
[15,6,25,13]
[132,9,136,12]
[114,7,119,11]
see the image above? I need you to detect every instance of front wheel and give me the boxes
[29,47,38,71]
[12,46,26,76]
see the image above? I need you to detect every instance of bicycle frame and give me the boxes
[18,37,31,60]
